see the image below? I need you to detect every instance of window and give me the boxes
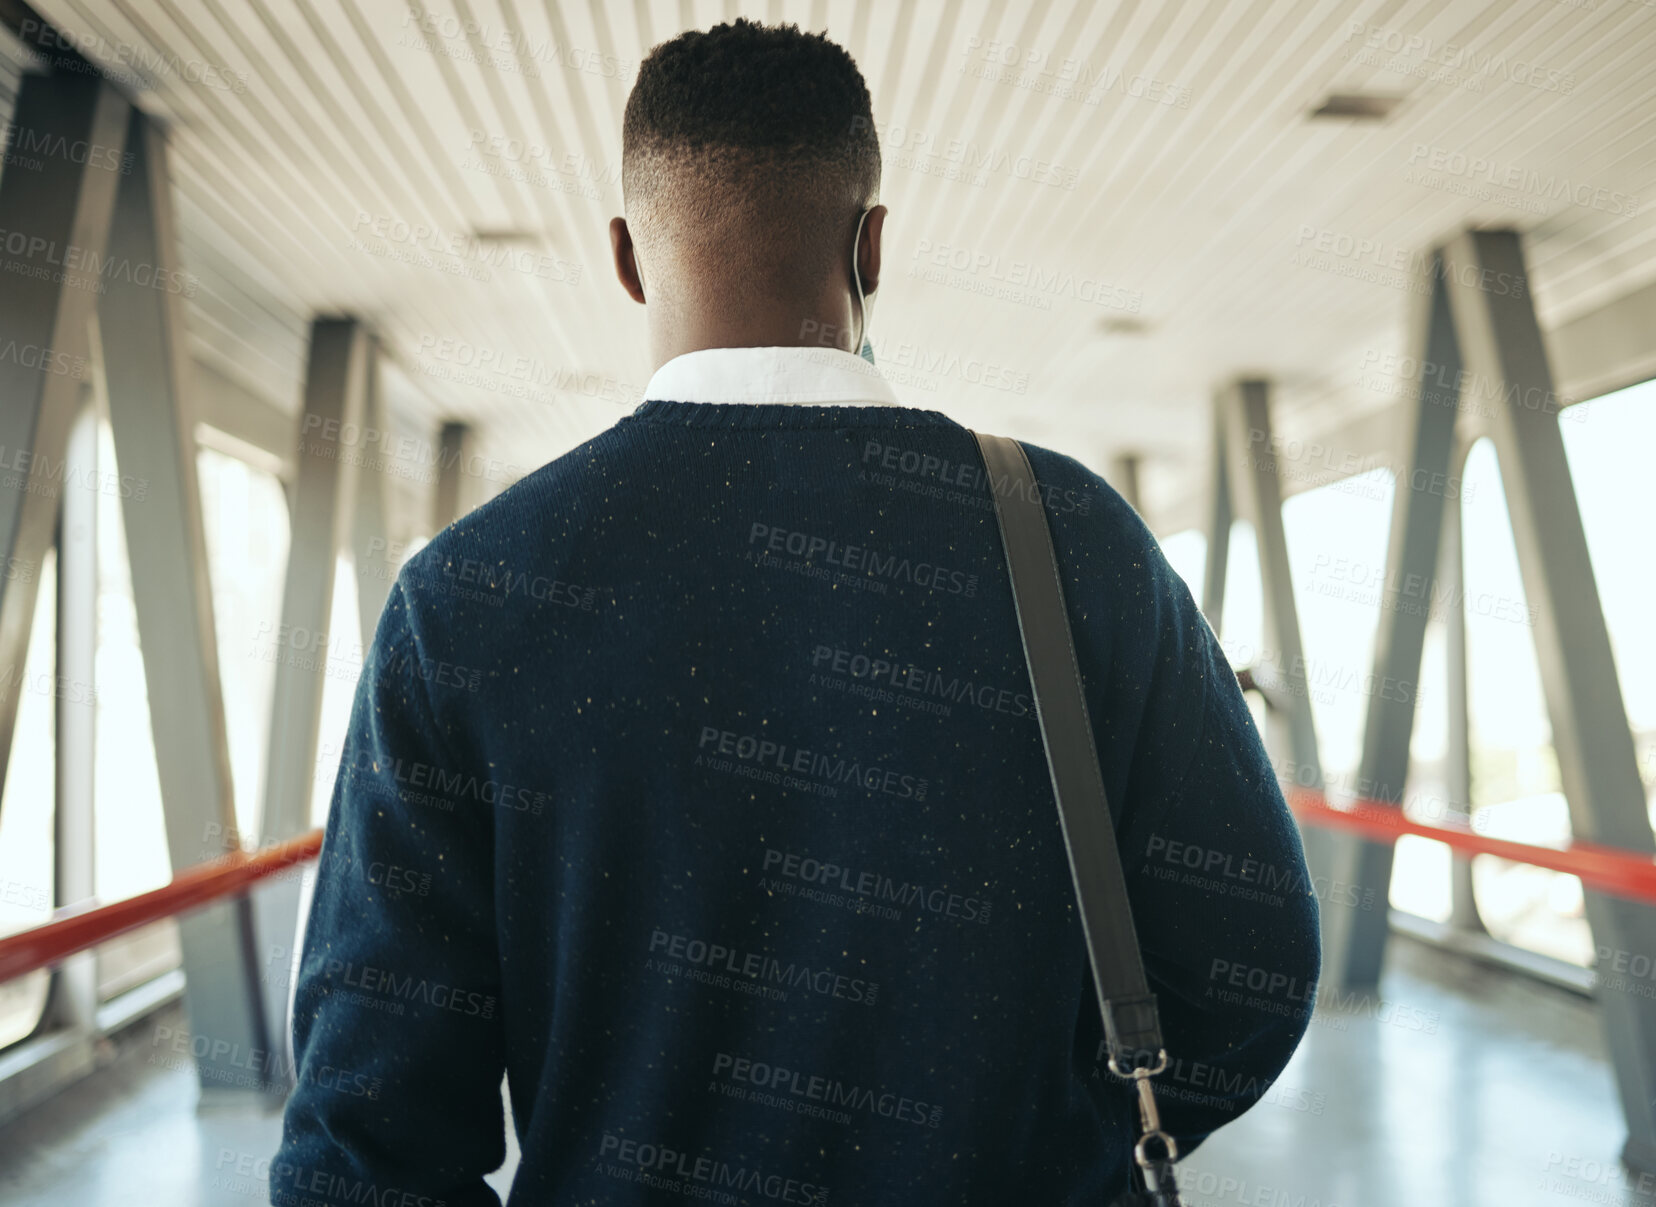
[312,553,364,827]
[1282,467,1394,783]
[1561,380,1656,816]
[1398,608,1454,924]
[1150,383,1655,961]
[197,447,291,844]
[1461,436,1582,964]
[1156,522,1265,655]
[0,548,57,1048]
[93,420,179,999]
[1461,377,1656,966]
[1157,522,1268,736]
[1217,520,1263,665]
[1159,529,1206,604]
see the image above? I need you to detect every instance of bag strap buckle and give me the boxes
[1108,1044,1181,1169]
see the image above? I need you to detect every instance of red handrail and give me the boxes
[1290,790,1656,905]
[3,789,1655,987]
[0,829,323,983]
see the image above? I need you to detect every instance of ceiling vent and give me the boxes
[1309,93,1403,120]
[470,228,543,246]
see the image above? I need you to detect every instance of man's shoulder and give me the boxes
[419,419,641,546]
[396,417,641,594]
[1006,436,1203,629]
[1002,436,1160,554]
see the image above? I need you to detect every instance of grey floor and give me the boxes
[0,935,1644,1206]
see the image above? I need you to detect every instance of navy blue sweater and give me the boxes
[274,401,1320,1206]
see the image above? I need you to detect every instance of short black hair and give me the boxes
[622,19,880,295]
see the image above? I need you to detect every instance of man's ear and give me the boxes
[858,204,887,296]
[610,217,646,304]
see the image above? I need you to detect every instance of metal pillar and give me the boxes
[351,344,391,645]
[433,420,476,531]
[46,399,98,1033]
[96,109,275,1087]
[1201,401,1231,630]
[1443,230,1656,1169]
[260,319,369,844]
[1320,260,1464,989]
[254,319,368,1059]
[1441,448,1483,932]
[1108,452,1143,514]
[0,75,127,796]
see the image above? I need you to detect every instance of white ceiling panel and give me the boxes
[26,0,1656,526]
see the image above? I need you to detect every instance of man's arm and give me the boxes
[273,578,506,1207]
[1096,540,1323,1154]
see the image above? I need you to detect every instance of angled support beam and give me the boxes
[1442,229,1656,1170]
[1320,259,1464,990]
[1218,381,1324,783]
[97,108,276,1088]
[1216,379,1333,881]
[0,75,127,796]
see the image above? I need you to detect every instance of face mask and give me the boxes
[852,206,877,364]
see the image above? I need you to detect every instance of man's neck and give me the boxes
[647,296,860,372]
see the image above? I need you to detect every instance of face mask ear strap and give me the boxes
[852,206,875,357]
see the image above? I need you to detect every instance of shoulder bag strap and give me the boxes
[971,430,1183,1199]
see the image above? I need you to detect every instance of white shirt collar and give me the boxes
[642,345,900,406]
